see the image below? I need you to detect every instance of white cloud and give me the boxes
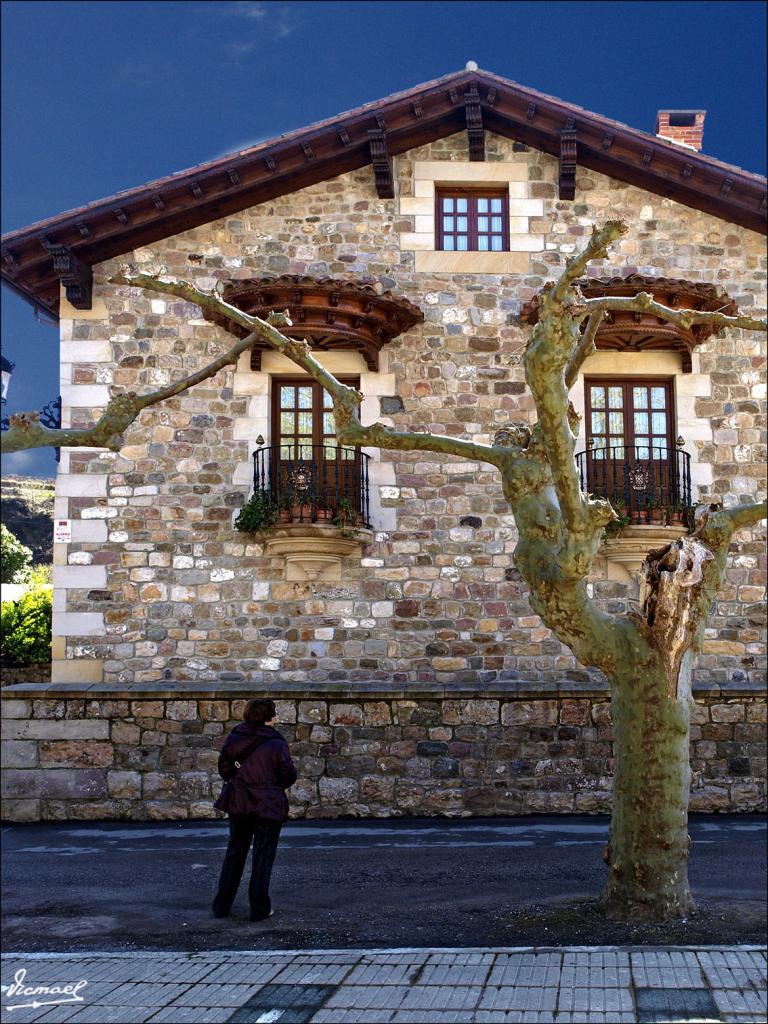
[228,1,269,19]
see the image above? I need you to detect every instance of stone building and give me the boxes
[1,67,765,821]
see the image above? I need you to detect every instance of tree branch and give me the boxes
[524,222,628,536]
[0,329,266,454]
[110,271,510,470]
[565,310,603,390]
[582,293,768,335]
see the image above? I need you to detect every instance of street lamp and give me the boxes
[0,354,14,408]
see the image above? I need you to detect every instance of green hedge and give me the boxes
[1,583,52,666]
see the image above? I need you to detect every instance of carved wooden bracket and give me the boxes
[43,243,93,309]
[368,128,394,199]
[558,120,578,201]
[464,83,485,161]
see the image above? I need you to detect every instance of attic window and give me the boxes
[436,188,509,252]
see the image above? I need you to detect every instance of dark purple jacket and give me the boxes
[214,723,297,821]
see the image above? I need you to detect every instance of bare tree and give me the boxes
[4,220,765,921]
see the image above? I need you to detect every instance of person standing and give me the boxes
[212,698,297,922]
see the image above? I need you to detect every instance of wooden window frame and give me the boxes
[435,187,509,252]
[271,375,361,452]
[584,376,676,455]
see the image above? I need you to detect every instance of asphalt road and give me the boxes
[2,814,765,952]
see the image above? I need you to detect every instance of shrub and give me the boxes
[0,523,33,583]
[234,490,279,533]
[1,583,52,665]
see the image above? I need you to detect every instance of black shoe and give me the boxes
[249,909,274,922]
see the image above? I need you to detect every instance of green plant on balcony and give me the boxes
[234,490,279,534]
[603,512,632,541]
[333,497,361,538]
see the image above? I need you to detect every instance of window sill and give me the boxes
[414,250,529,274]
[264,524,373,582]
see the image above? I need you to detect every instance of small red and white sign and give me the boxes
[54,519,72,544]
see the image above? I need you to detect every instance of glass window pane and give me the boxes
[342,448,355,461]
[442,197,454,212]
[280,411,294,434]
[608,386,623,409]
[323,389,333,408]
[298,387,312,409]
[443,236,455,250]
[651,412,667,434]
[477,198,488,212]
[281,386,295,408]
[634,412,649,434]
[593,448,605,461]
[443,216,454,231]
[491,198,502,212]
[637,444,650,459]
[477,216,489,232]
[491,216,502,232]
[491,236,502,251]
[633,387,648,408]
[654,441,668,459]
[478,236,489,251]
[590,386,605,408]
[456,197,468,212]
[457,236,468,251]
[297,411,312,434]
[323,412,335,435]
[298,443,313,460]
[651,387,666,409]
[456,216,468,231]
[608,412,623,435]
[591,411,605,433]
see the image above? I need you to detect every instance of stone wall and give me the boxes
[0,663,51,686]
[51,129,766,689]
[2,684,764,822]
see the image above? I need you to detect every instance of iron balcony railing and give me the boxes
[253,443,371,527]
[575,443,692,525]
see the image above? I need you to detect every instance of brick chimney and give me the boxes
[656,110,706,152]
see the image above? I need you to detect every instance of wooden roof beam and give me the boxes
[42,242,92,310]
[559,119,578,200]
[464,83,485,161]
[368,127,394,199]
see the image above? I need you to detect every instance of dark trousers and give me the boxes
[213,814,282,920]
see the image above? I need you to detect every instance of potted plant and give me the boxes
[649,499,666,525]
[332,497,361,538]
[234,490,279,534]
[603,511,631,542]
[278,492,292,523]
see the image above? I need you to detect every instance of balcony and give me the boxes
[575,442,692,525]
[252,443,372,581]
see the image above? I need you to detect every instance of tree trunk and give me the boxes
[601,651,695,920]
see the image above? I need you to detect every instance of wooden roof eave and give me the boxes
[2,67,766,320]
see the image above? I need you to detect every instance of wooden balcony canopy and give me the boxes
[519,275,739,372]
[204,275,424,371]
[2,66,766,321]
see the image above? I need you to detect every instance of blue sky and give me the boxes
[1,0,766,478]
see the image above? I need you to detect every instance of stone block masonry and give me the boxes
[1,684,764,821]
[50,127,766,692]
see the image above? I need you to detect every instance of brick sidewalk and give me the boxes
[1,947,765,1023]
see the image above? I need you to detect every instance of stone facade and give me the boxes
[4,126,762,822]
[2,684,765,822]
[48,130,766,692]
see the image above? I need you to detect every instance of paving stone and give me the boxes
[165,983,270,1007]
[309,1012,393,1024]
[398,984,483,1010]
[147,1009,232,1023]
[415,963,491,986]
[323,985,410,1010]
[343,963,417,985]
[270,963,354,986]
[479,986,557,1012]
[635,986,721,1023]
[557,986,634,1013]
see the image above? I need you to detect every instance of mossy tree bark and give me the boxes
[4,224,765,921]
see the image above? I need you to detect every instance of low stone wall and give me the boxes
[1,683,765,821]
[1,663,51,686]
